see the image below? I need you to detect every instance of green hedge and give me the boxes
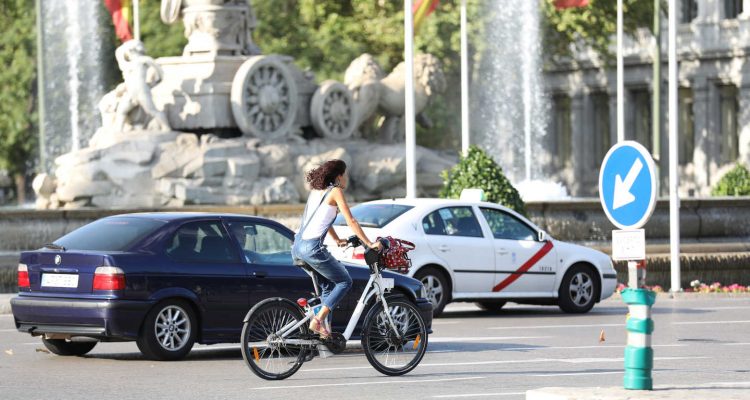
[439,145,526,215]
[712,163,750,196]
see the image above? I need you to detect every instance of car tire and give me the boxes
[475,301,507,313]
[558,264,599,314]
[414,267,449,318]
[137,299,197,361]
[41,338,97,356]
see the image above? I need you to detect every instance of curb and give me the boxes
[611,291,750,299]
[0,294,13,315]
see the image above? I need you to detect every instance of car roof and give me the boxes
[105,212,264,223]
[362,197,513,211]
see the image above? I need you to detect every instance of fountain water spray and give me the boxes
[474,0,569,201]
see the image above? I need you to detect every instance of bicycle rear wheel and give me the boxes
[362,298,428,376]
[241,299,309,380]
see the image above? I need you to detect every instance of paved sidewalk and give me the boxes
[527,383,750,399]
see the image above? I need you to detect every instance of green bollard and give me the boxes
[621,288,656,390]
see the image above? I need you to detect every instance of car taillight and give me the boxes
[18,264,29,288]
[93,266,125,291]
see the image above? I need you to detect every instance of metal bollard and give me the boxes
[622,288,656,390]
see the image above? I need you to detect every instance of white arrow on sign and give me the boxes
[613,158,643,210]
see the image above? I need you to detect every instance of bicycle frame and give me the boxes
[264,267,402,347]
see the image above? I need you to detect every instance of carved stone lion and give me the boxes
[345,53,446,143]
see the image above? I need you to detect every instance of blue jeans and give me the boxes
[292,237,352,311]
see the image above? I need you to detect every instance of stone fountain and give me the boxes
[33,0,455,209]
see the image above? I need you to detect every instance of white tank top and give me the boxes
[301,190,338,240]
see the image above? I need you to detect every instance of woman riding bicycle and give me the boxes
[292,159,381,338]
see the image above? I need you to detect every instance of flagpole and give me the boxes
[667,0,681,293]
[405,0,417,199]
[460,0,469,156]
[617,0,624,143]
[134,0,140,41]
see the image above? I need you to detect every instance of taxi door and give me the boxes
[477,207,557,296]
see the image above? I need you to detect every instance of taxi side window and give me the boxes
[422,207,483,238]
[480,208,536,241]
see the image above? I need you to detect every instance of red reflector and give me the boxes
[93,274,125,291]
[296,298,308,307]
[18,271,30,288]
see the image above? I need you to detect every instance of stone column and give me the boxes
[569,92,586,196]
[692,78,711,195]
[738,83,750,165]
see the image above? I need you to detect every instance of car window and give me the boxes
[228,222,293,265]
[422,206,483,238]
[53,217,165,251]
[480,207,536,241]
[333,204,413,228]
[167,221,238,263]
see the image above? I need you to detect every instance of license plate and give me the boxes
[41,273,79,288]
[382,278,394,290]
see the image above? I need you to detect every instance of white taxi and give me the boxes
[327,197,618,317]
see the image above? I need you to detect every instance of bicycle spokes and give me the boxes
[241,302,308,380]
[362,300,427,375]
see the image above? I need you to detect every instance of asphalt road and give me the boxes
[1,296,749,400]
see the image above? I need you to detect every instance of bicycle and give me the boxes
[240,235,428,380]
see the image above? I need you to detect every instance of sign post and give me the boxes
[599,141,657,390]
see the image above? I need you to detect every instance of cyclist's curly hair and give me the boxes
[306,159,347,190]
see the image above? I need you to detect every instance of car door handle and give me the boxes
[496,249,509,255]
[252,271,267,278]
[438,245,450,252]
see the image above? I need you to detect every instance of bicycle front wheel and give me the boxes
[241,299,309,380]
[361,298,428,376]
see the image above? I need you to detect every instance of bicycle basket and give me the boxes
[377,236,415,273]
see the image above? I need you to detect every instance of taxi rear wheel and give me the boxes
[414,267,449,317]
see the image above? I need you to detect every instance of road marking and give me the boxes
[724,343,750,346]
[420,356,707,368]
[431,336,552,342]
[254,376,484,390]
[706,381,750,386]
[0,329,18,332]
[433,392,525,398]
[529,371,622,377]
[488,323,623,330]
[673,320,750,325]
[431,321,460,325]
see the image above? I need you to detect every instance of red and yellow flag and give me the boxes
[413,0,440,32]
[104,0,133,42]
[554,0,590,10]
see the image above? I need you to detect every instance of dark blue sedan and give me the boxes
[11,213,432,361]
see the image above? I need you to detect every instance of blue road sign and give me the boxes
[599,141,657,229]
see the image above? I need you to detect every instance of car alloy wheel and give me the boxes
[568,272,593,306]
[415,267,449,317]
[558,265,599,314]
[154,305,192,351]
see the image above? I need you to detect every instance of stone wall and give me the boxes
[2,198,749,252]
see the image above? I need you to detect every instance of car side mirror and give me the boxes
[538,230,547,242]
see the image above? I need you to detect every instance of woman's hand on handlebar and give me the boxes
[368,240,382,251]
[336,238,348,247]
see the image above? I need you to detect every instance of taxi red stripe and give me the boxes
[492,241,554,292]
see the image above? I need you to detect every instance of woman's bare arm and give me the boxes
[329,187,379,249]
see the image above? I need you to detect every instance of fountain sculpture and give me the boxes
[33,0,454,209]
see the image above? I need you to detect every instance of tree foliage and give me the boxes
[542,0,658,63]
[0,0,37,182]
[440,146,526,215]
[712,164,750,196]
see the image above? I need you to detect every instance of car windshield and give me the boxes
[53,217,166,251]
[334,203,413,228]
